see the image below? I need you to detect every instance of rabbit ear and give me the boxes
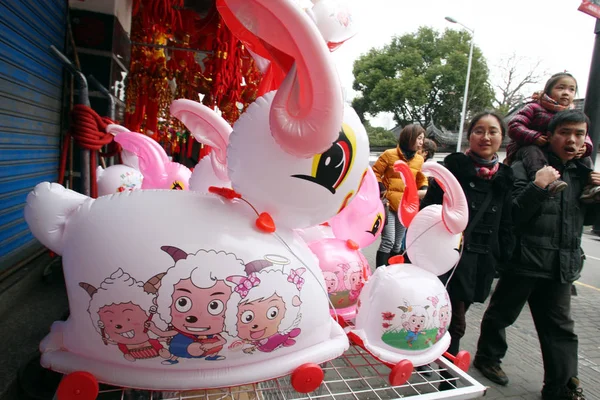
[421,162,468,234]
[219,0,342,158]
[114,131,170,187]
[217,0,294,75]
[170,100,232,182]
[106,124,131,136]
[393,161,419,227]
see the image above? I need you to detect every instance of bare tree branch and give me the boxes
[493,52,545,113]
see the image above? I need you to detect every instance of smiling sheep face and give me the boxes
[227,93,370,229]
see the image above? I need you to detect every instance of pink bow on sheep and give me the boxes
[287,268,306,290]
[227,273,261,298]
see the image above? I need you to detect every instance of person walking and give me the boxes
[474,109,598,400]
[420,111,514,358]
[372,124,428,267]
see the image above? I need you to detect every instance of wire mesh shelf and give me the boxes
[85,345,486,400]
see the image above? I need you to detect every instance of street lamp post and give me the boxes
[445,16,474,153]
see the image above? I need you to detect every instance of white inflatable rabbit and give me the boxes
[24,0,370,392]
[349,161,468,368]
[96,165,143,197]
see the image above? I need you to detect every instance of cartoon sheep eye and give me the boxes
[175,296,193,313]
[241,310,255,324]
[207,300,224,316]
[266,306,279,320]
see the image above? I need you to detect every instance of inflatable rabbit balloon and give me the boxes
[96,165,143,197]
[329,168,384,248]
[348,161,468,367]
[24,0,370,393]
[308,238,370,320]
[401,162,469,276]
[106,125,192,191]
[172,4,369,229]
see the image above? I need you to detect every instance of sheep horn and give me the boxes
[160,246,188,263]
[143,273,166,294]
[79,282,97,297]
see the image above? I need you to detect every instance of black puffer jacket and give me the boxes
[503,151,596,282]
[421,153,514,303]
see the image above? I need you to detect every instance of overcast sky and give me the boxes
[328,0,598,129]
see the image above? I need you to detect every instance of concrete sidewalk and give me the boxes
[362,242,600,400]
[461,283,600,400]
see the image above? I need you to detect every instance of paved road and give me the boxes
[581,232,600,289]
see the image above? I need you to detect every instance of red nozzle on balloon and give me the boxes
[346,239,359,250]
[388,255,404,264]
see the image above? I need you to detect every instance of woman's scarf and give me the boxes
[399,145,416,160]
[465,149,499,180]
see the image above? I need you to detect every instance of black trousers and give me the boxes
[475,273,577,391]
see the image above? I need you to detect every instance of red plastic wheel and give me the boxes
[454,350,471,372]
[56,371,99,400]
[291,363,324,393]
[389,359,413,386]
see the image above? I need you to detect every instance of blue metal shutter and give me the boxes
[0,0,67,272]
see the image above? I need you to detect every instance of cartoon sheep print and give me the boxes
[325,261,365,309]
[80,268,171,362]
[380,295,450,351]
[224,268,304,354]
[144,247,246,365]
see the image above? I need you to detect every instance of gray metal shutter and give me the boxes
[0,0,67,272]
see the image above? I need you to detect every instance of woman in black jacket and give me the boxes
[420,111,515,357]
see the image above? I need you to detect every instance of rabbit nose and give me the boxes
[186,316,198,323]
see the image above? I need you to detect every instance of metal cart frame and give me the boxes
[54,344,486,400]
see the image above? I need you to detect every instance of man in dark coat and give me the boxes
[474,109,599,400]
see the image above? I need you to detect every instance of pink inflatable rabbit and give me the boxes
[106,125,192,190]
[329,168,384,248]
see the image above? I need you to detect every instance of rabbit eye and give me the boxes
[367,214,383,235]
[171,181,184,190]
[291,126,356,194]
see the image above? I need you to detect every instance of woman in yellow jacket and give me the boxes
[372,124,428,267]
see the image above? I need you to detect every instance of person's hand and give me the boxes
[534,166,561,189]
[575,144,586,159]
[534,136,548,146]
[589,171,600,186]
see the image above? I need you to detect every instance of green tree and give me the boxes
[352,27,494,130]
[365,122,397,147]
